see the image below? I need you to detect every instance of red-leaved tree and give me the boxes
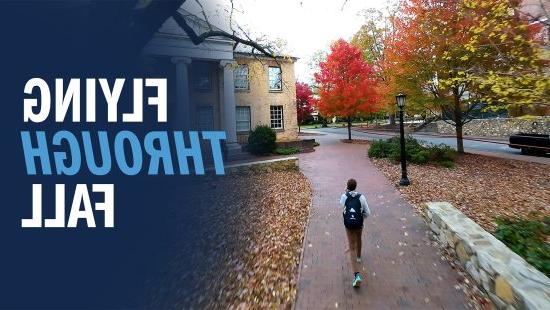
[314,39,379,140]
[296,82,314,132]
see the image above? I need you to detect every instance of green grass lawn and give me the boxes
[299,124,321,129]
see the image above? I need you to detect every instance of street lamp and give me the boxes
[396,93,410,186]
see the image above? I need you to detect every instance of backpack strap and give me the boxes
[345,193,362,213]
[344,192,355,205]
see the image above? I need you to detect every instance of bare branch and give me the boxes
[341,0,349,11]
[229,0,235,34]
[462,114,476,125]
[234,23,282,69]
[427,106,457,127]
[193,0,212,31]
[172,11,276,59]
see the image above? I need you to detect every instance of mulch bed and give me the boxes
[370,153,549,232]
[340,139,369,144]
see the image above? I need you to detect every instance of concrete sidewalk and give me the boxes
[295,133,468,309]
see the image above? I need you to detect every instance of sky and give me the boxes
[184,0,392,83]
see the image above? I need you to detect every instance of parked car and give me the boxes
[509,133,550,155]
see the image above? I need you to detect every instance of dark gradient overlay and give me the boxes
[0,1,237,308]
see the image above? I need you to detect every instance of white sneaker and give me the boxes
[352,273,363,287]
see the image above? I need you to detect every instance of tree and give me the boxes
[296,82,314,131]
[314,39,380,140]
[384,0,547,153]
[352,8,400,125]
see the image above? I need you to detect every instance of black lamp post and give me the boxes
[396,93,410,186]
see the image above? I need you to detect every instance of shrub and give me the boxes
[404,137,425,163]
[427,144,457,163]
[494,217,550,277]
[368,139,395,158]
[274,147,300,155]
[247,125,276,155]
[368,136,457,167]
[369,136,424,163]
[388,146,401,162]
[439,160,455,168]
[410,149,429,164]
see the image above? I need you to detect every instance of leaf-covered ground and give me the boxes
[371,152,548,309]
[148,170,312,309]
[216,171,312,309]
[371,153,549,232]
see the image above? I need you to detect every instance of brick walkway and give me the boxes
[295,133,468,309]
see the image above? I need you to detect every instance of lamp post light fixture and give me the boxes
[396,93,410,186]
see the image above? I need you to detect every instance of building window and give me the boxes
[270,105,284,129]
[234,65,249,90]
[236,106,251,132]
[197,106,214,130]
[268,66,282,91]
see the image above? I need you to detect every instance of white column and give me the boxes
[172,57,192,129]
[220,60,239,148]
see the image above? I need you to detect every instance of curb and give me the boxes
[291,163,314,310]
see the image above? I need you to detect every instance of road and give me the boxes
[304,127,550,165]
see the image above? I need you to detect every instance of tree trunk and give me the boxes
[455,122,464,154]
[347,117,352,140]
[453,91,465,154]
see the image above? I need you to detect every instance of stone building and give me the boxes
[233,52,299,143]
[142,8,299,157]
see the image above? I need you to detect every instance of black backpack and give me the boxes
[343,193,363,229]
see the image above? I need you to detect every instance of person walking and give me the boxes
[339,178,370,287]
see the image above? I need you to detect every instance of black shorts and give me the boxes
[344,221,363,230]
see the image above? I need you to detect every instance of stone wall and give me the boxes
[435,118,550,138]
[425,202,550,310]
[224,157,298,174]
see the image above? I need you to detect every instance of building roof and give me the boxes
[175,8,226,36]
[157,8,234,43]
[234,51,298,62]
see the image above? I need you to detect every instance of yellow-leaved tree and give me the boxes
[379,0,548,153]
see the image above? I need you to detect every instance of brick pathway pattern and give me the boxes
[295,133,468,309]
